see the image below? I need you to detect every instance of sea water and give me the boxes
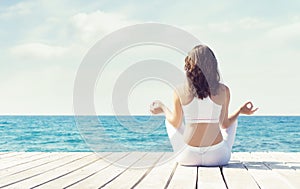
[0,116,299,152]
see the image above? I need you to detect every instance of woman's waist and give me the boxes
[185,129,223,147]
[187,137,225,150]
[186,140,226,152]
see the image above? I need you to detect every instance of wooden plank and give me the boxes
[103,152,164,188]
[243,161,292,189]
[264,161,300,189]
[0,153,59,178]
[36,153,114,188]
[231,152,251,162]
[250,152,271,162]
[232,152,300,188]
[64,152,132,188]
[167,164,197,189]
[0,153,90,188]
[267,152,296,162]
[197,166,226,189]
[251,152,300,188]
[250,152,299,163]
[0,152,41,164]
[0,152,43,163]
[67,152,147,189]
[286,162,300,171]
[0,152,298,188]
[222,161,259,189]
[13,153,101,188]
[285,152,300,162]
[134,153,177,189]
[248,152,300,170]
[284,153,300,172]
[252,152,298,163]
[0,153,50,173]
[0,152,26,160]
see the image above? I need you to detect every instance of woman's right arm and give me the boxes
[221,86,258,129]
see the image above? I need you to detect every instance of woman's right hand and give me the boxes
[149,100,164,114]
[240,102,258,115]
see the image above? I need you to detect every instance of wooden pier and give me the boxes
[0,152,299,188]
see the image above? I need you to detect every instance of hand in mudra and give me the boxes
[150,100,164,114]
[240,102,258,115]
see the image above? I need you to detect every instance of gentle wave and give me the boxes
[0,116,299,152]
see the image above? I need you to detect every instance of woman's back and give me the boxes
[179,84,227,147]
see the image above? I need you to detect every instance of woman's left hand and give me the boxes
[150,100,164,114]
[240,101,258,115]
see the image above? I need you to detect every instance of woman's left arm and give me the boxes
[150,91,183,128]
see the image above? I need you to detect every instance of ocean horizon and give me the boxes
[0,115,299,152]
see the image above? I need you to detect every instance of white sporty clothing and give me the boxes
[182,97,222,123]
[165,97,238,166]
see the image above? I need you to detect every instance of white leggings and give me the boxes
[165,120,238,166]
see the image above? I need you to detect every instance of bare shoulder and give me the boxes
[173,89,180,100]
[211,84,229,105]
[218,83,230,95]
[175,84,193,105]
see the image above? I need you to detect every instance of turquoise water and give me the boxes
[0,116,299,152]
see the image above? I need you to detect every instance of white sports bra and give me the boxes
[183,97,222,123]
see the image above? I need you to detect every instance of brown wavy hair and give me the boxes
[184,45,220,99]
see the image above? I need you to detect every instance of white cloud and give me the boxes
[1,1,300,115]
[0,1,33,19]
[10,43,68,59]
[208,21,233,33]
[238,17,272,29]
[0,66,75,115]
[8,9,139,62]
[207,17,272,33]
[71,10,138,43]
[267,21,300,46]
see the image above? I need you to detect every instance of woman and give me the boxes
[150,45,258,166]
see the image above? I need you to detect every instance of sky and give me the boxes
[0,0,300,115]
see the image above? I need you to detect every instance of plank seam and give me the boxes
[130,152,166,189]
[31,153,112,188]
[0,153,92,188]
[2,153,74,178]
[219,166,229,189]
[63,152,132,189]
[0,152,10,156]
[98,153,149,189]
[164,162,178,189]
[30,154,113,188]
[0,153,53,172]
[196,166,198,189]
[0,152,26,160]
[242,161,262,189]
[0,152,43,164]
